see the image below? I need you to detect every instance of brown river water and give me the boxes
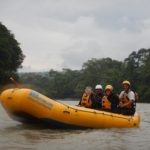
[0,102,150,150]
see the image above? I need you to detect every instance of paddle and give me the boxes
[10,77,21,88]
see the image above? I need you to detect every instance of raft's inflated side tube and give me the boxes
[0,88,140,128]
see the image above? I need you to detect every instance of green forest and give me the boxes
[0,22,150,102]
[19,49,150,102]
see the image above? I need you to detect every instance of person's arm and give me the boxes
[118,91,125,107]
[119,100,133,108]
[119,91,135,108]
[121,91,135,108]
[119,91,124,99]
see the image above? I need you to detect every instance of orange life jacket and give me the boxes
[119,94,132,109]
[102,96,111,110]
[80,93,92,108]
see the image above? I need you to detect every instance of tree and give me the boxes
[123,48,150,102]
[0,22,25,85]
[82,58,124,93]
[138,51,150,102]
[18,48,150,102]
[48,69,82,98]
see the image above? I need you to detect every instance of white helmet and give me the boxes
[95,84,103,90]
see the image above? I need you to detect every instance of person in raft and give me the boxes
[91,84,104,109]
[118,80,136,115]
[102,85,119,113]
[78,86,95,108]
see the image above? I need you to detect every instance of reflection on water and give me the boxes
[0,103,150,150]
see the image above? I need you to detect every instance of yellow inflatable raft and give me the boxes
[0,88,140,128]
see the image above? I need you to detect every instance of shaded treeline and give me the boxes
[19,48,150,102]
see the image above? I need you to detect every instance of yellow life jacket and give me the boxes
[80,93,92,108]
[120,94,132,109]
[102,96,111,110]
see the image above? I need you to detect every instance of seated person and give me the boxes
[92,84,104,109]
[118,80,136,115]
[102,85,119,113]
[78,86,94,108]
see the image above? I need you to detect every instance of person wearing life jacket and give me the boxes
[91,84,104,109]
[102,85,119,113]
[118,80,136,115]
[78,86,94,108]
